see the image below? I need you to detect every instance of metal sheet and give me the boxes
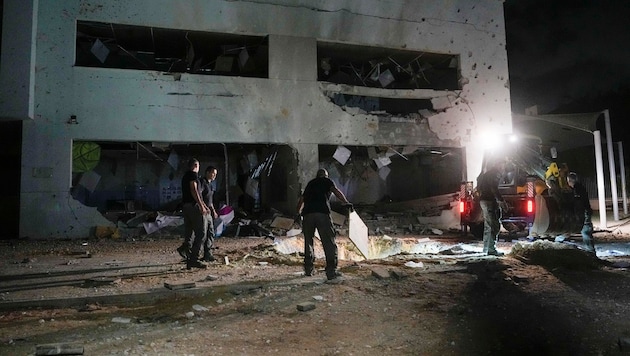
[348,211,370,259]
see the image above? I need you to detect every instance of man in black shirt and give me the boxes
[177,158,211,269]
[200,166,219,262]
[297,168,351,281]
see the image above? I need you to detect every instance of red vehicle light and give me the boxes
[527,200,534,213]
[459,201,465,213]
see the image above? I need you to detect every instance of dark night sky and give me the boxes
[504,0,630,144]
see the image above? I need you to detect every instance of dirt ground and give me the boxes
[1,230,630,356]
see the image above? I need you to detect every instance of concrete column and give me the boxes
[269,35,317,81]
[0,0,38,120]
[292,143,319,194]
[594,130,606,228]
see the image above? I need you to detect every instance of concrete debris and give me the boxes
[35,343,84,355]
[390,270,408,280]
[371,267,391,279]
[404,261,424,268]
[111,317,131,324]
[297,302,316,312]
[84,277,120,287]
[192,304,209,312]
[270,216,295,230]
[229,285,263,295]
[511,240,604,270]
[164,282,196,290]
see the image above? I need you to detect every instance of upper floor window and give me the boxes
[318,42,459,90]
[76,21,268,78]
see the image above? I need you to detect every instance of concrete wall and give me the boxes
[2,0,512,238]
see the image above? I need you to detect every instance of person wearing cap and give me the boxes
[567,172,596,254]
[297,168,351,281]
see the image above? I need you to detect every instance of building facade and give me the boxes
[1,0,512,239]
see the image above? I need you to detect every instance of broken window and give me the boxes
[76,21,269,78]
[70,141,297,221]
[317,42,460,90]
[318,145,463,205]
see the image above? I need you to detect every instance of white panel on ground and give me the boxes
[530,194,550,236]
[348,211,370,259]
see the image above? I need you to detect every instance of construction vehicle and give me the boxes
[459,134,585,239]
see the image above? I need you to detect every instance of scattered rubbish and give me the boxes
[312,295,324,301]
[258,261,268,266]
[286,228,302,237]
[224,256,230,265]
[404,261,424,268]
[185,311,195,319]
[192,304,209,312]
[143,212,183,235]
[271,216,295,230]
[206,274,219,281]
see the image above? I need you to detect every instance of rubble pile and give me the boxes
[511,240,603,270]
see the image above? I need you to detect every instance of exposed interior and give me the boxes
[71,141,463,222]
[318,41,460,90]
[76,21,269,77]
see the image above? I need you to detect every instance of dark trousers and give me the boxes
[480,200,500,254]
[182,203,208,261]
[302,213,338,278]
[582,222,595,252]
[204,218,215,256]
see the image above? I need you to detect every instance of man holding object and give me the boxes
[297,168,351,281]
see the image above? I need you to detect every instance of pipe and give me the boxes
[619,141,628,216]
[594,130,607,228]
[222,143,229,206]
[603,110,619,220]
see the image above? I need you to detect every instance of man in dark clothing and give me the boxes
[297,168,351,281]
[567,172,596,254]
[177,158,211,269]
[200,166,218,262]
[476,159,506,256]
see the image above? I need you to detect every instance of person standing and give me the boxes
[200,165,219,262]
[567,172,596,254]
[177,158,210,269]
[476,159,506,256]
[296,168,351,281]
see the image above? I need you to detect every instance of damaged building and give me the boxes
[0,0,512,239]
